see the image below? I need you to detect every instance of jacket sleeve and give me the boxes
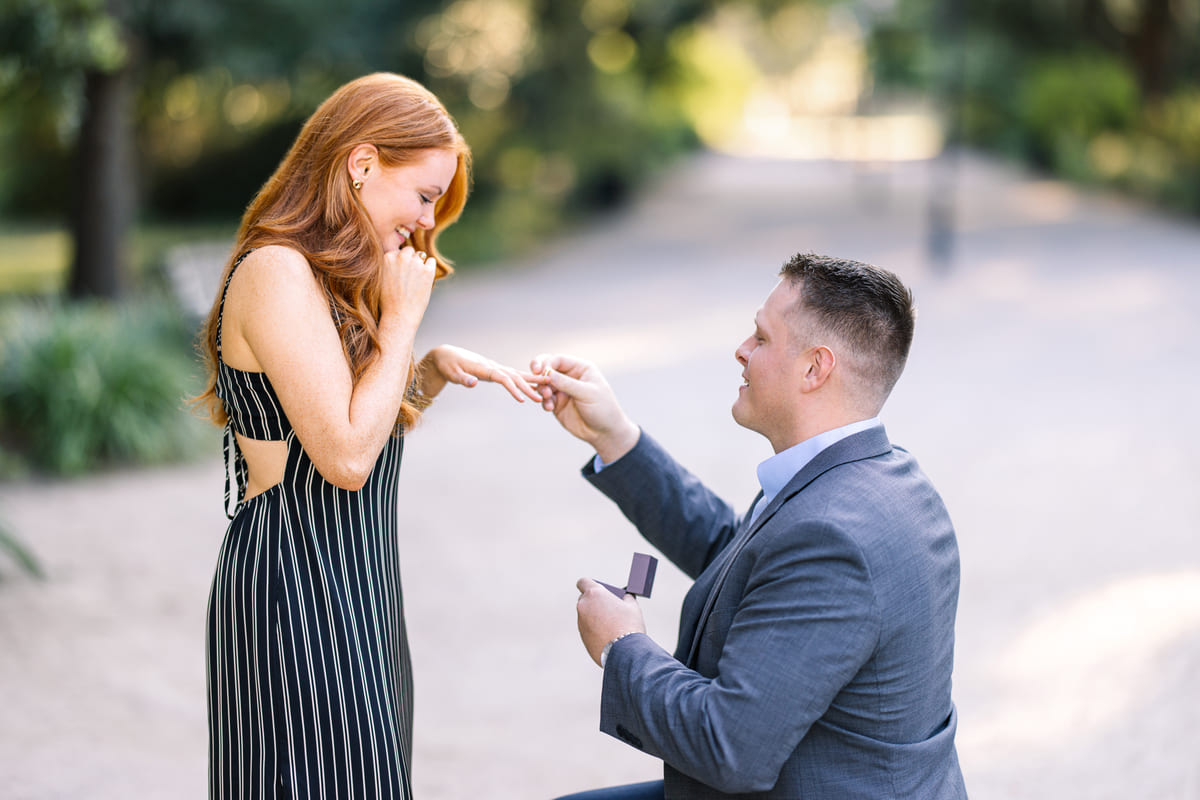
[583,431,748,580]
[597,516,881,794]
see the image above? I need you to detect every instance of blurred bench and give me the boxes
[162,242,233,321]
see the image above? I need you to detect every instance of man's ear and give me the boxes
[801,345,836,392]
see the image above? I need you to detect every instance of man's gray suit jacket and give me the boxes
[584,427,967,799]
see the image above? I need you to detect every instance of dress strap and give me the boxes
[215,250,253,358]
[222,422,244,520]
[219,250,253,520]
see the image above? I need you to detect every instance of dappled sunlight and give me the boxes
[691,3,942,161]
[959,570,1200,759]
[148,71,294,168]
[416,0,534,110]
[729,110,942,161]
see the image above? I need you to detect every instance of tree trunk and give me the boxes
[67,65,135,300]
[1129,0,1172,100]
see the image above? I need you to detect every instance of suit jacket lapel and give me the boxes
[673,490,761,662]
[681,426,893,668]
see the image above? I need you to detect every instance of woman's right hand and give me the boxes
[380,246,438,325]
[223,244,429,490]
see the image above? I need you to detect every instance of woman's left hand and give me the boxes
[420,345,544,403]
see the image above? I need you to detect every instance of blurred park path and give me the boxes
[2,149,1198,799]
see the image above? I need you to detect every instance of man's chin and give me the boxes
[731,398,752,430]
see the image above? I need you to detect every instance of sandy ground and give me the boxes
[2,150,1198,799]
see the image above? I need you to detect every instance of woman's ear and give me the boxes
[347,143,379,183]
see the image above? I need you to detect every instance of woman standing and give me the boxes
[195,72,539,798]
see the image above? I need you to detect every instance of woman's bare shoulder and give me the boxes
[236,245,314,284]
[224,246,330,339]
[228,245,323,305]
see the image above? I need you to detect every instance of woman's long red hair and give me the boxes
[195,73,471,431]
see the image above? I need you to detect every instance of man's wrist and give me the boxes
[593,421,640,466]
[599,631,637,668]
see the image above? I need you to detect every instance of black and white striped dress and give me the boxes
[207,255,414,799]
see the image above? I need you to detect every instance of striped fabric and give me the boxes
[207,256,414,798]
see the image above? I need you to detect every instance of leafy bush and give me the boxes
[0,297,212,475]
[1152,89,1200,164]
[1141,88,1200,212]
[957,33,1028,157]
[868,2,1200,217]
[1019,52,1140,169]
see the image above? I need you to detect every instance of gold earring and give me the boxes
[353,179,363,190]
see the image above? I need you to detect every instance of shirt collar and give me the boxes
[754,417,880,516]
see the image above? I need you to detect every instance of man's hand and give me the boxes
[530,354,640,464]
[575,577,647,667]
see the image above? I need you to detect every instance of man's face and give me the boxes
[732,279,810,453]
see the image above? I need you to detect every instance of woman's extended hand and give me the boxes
[419,345,543,403]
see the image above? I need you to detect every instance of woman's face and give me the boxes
[357,148,459,252]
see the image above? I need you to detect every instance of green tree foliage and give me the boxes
[870,0,1200,214]
[0,0,731,291]
[137,0,720,258]
[1020,52,1140,167]
[1,0,135,299]
[0,0,741,478]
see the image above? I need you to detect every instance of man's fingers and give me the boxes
[531,353,601,412]
[545,368,593,402]
[531,353,590,378]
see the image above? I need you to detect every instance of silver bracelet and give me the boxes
[600,632,636,668]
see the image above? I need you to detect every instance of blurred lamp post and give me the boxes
[927,0,966,273]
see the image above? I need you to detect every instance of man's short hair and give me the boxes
[780,253,916,407]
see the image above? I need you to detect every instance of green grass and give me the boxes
[0,217,533,296]
[0,225,70,294]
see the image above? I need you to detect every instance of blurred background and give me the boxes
[2,0,1199,475]
[2,0,1199,798]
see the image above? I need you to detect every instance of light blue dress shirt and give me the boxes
[596,418,881,527]
[748,417,881,525]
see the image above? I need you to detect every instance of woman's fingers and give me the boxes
[443,348,544,403]
[493,366,543,403]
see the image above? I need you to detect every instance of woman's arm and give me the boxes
[225,244,434,490]
[416,344,543,404]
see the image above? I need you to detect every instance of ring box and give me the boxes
[598,552,658,599]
